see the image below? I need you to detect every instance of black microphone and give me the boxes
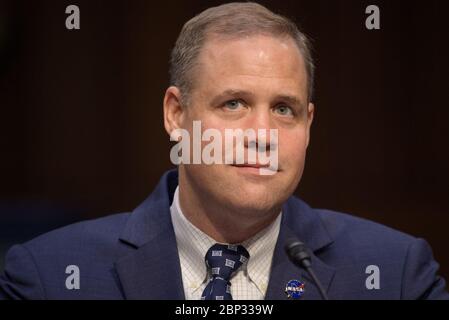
[285,238,329,300]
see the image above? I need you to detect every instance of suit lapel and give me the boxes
[114,228,185,299]
[265,197,336,300]
[114,169,185,299]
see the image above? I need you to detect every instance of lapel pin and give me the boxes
[285,279,305,299]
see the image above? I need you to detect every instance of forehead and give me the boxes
[194,34,308,97]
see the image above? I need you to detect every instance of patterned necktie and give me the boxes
[201,243,250,300]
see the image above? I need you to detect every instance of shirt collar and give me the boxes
[171,186,216,291]
[170,185,282,294]
[241,211,281,293]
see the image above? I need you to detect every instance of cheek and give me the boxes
[186,109,227,132]
[279,129,308,162]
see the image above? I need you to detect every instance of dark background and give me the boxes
[0,0,448,285]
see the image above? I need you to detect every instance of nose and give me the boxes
[243,107,277,152]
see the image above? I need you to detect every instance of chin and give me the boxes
[223,187,282,214]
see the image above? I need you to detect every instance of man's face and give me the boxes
[177,34,313,215]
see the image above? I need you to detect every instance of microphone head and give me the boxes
[285,237,312,268]
[285,237,306,254]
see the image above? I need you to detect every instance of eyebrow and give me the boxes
[209,89,253,107]
[210,89,306,110]
[275,95,306,111]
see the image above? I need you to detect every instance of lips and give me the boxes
[231,163,270,169]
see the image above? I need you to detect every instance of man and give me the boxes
[0,2,448,300]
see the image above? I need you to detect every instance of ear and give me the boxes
[305,102,314,148]
[163,86,185,137]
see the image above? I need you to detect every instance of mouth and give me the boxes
[230,163,279,176]
[231,163,270,169]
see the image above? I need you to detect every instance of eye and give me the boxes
[223,99,244,111]
[274,105,294,116]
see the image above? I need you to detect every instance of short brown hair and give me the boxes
[169,2,315,104]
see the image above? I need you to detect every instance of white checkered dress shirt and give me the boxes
[170,186,282,300]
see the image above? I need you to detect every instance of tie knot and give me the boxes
[205,243,250,281]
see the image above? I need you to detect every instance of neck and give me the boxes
[178,167,280,244]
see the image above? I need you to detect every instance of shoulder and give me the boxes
[316,208,416,247]
[22,212,131,253]
[0,212,132,299]
[15,212,133,276]
[287,196,417,252]
[312,207,418,265]
[307,206,448,299]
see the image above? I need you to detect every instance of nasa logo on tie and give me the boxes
[285,279,305,299]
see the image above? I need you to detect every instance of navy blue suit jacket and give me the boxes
[1,169,448,299]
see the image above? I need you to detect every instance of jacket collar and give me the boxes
[114,169,335,300]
